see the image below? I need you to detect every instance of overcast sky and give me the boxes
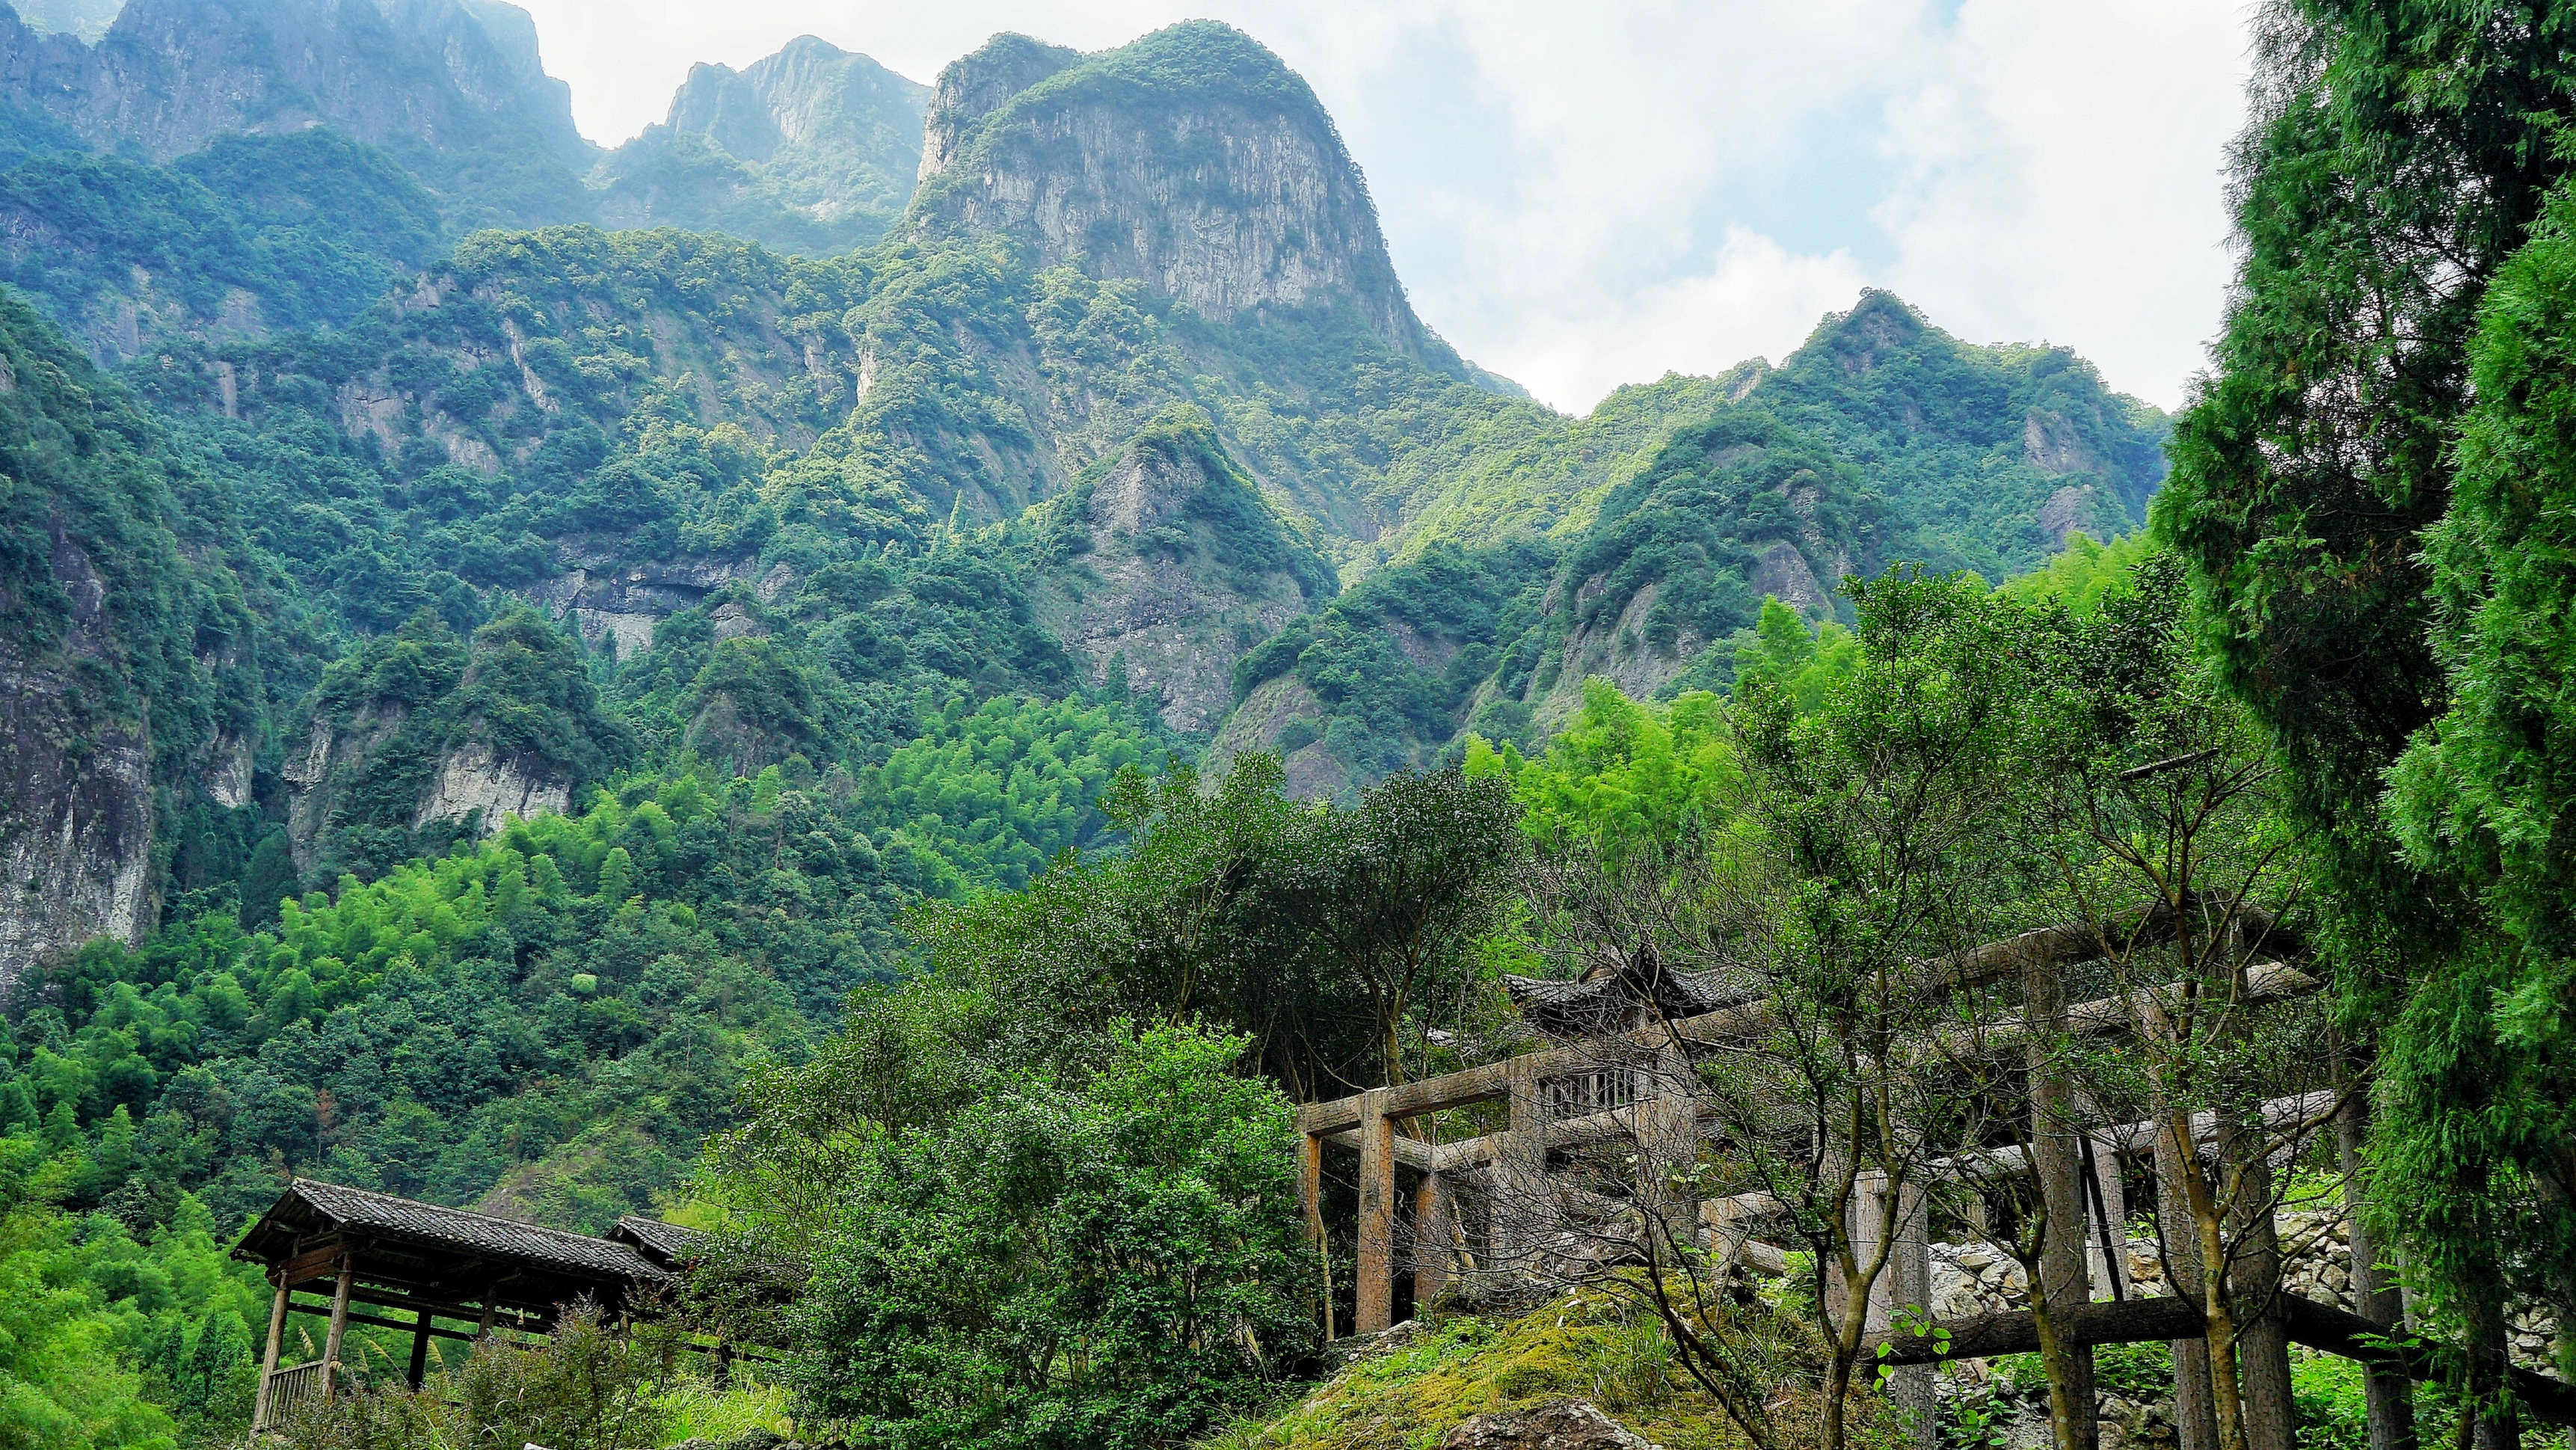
[510,1,2255,416]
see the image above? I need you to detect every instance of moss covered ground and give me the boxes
[1202,1288,1880,1450]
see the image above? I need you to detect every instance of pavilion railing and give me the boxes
[254,1358,328,1431]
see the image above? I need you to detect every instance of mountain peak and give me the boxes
[912,22,1421,354]
[917,31,1081,183]
[0,0,591,169]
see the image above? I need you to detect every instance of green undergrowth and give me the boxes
[1200,1290,1846,1450]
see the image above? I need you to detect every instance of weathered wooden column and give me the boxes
[252,1273,289,1429]
[1354,1088,1397,1334]
[1495,1057,1546,1276]
[2027,954,2098,1450]
[2219,1113,2294,1450]
[2079,1091,2133,1300]
[2155,1112,2220,1450]
[1887,1180,1937,1450]
[407,1304,435,1389]
[320,1256,356,1400]
[1638,1042,1700,1251]
[1299,1130,1334,1340]
[2333,1033,2417,1450]
[1414,1170,1453,1308]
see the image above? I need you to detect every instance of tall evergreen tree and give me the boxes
[2161,0,2576,1419]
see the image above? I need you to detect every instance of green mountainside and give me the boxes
[0,15,2179,1448]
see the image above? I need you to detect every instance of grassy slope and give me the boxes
[1205,1291,1862,1450]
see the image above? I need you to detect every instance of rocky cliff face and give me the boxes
[1033,411,1334,734]
[0,0,592,208]
[0,289,259,997]
[0,573,156,997]
[595,35,929,254]
[914,22,1425,355]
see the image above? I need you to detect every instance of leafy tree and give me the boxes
[734,1022,1313,1450]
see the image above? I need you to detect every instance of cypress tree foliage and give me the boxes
[2161,0,2576,1401]
[2384,169,2576,1376]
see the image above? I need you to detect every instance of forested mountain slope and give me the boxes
[1214,292,2170,790]
[0,6,2177,1306]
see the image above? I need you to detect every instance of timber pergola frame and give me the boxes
[1292,925,2576,1431]
[233,1179,683,1433]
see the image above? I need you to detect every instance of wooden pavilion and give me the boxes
[233,1179,681,1432]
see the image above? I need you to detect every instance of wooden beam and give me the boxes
[285,1300,479,1342]
[1856,1295,2576,1428]
[1297,956,2312,1140]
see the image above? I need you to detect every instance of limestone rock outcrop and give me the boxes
[411,741,569,833]
[0,628,155,998]
[913,22,1427,356]
[1439,1400,1663,1450]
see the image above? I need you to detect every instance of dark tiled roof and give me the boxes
[1507,960,1762,1039]
[609,1215,707,1269]
[239,1179,674,1287]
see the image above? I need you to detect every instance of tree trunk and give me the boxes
[2471,1287,2520,1450]
[2221,1114,2295,1450]
[2332,1033,2417,1450]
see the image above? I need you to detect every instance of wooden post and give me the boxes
[1888,1182,1937,1450]
[2027,953,2098,1450]
[1354,1088,1395,1334]
[1848,1172,1893,1333]
[320,1257,356,1400]
[1299,1131,1334,1341]
[1414,1171,1453,1308]
[1494,1056,1546,1275]
[2221,1113,2294,1450]
[2079,1089,2133,1300]
[2156,1110,2221,1450]
[407,1304,435,1389]
[253,1274,289,1429]
[2333,1032,2417,1450]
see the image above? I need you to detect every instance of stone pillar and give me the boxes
[1355,1089,1396,1334]
[1638,1043,1700,1254]
[1415,1170,1453,1308]
[2079,1094,2132,1299]
[2219,1119,2293,1450]
[321,1258,356,1400]
[1845,1172,1893,1332]
[2156,1110,2221,1450]
[2027,957,2098,1450]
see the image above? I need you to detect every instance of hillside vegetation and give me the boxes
[30,16,2524,1450]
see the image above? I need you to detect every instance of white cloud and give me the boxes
[1872,1,2257,408]
[504,0,2252,413]
[1485,229,1871,409]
